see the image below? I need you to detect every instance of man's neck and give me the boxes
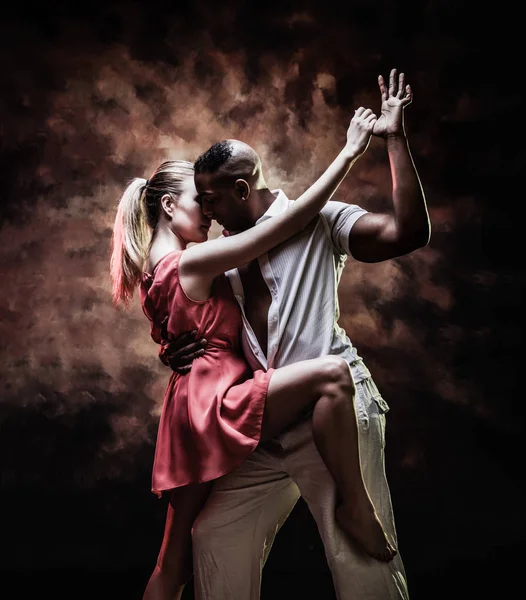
[225,189,279,236]
[249,188,278,224]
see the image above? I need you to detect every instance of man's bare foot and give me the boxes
[335,503,397,562]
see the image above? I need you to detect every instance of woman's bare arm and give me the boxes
[180,108,376,299]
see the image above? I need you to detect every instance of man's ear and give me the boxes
[160,193,175,218]
[235,179,250,202]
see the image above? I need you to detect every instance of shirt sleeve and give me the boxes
[321,201,369,256]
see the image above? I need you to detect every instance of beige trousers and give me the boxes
[192,377,409,600]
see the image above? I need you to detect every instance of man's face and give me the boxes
[194,172,248,232]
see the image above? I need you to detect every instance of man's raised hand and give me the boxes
[372,68,413,139]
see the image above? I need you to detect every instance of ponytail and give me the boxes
[110,178,151,306]
[110,160,195,307]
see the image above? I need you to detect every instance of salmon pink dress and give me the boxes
[140,250,274,496]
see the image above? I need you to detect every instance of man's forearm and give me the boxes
[387,133,430,249]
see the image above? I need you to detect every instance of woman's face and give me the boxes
[172,175,211,243]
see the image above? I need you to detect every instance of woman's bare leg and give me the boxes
[143,482,212,600]
[261,355,396,562]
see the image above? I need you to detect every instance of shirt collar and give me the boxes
[256,189,290,224]
[222,189,291,236]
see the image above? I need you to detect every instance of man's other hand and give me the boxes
[158,317,206,375]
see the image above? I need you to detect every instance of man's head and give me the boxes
[194,139,269,232]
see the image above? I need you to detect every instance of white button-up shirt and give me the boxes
[225,189,372,384]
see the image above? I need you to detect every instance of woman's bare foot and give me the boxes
[336,503,397,562]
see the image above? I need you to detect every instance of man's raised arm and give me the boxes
[349,68,430,263]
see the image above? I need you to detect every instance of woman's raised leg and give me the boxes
[143,482,212,600]
[261,355,396,562]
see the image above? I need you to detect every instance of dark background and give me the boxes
[0,1,523,598]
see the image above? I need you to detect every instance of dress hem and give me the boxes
[152,367,275,498]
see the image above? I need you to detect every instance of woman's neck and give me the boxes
[146,227,185,272]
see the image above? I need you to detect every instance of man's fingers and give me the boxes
[174,364,192,375]
[181,349,206,362]
[167,340,206,361]
[167,354,192,373]
[361,108,373,119]
[396,72,405,99]
[354,106,365,116]
[378,74,388,102]
[177,330,199,346]
[164,329,198,350]
[170,340,205,359]
[389,68,397,97]
[401,84,413,106]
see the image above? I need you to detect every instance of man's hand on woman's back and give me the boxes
[158,316,206,374]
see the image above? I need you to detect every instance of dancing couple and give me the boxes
[111,69,429,600]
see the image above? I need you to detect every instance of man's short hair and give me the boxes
[194,141,233,174]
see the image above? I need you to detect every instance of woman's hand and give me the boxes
[344,107,378,158]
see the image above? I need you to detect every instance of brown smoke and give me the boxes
[0,16,503,489]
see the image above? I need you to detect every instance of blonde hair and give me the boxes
[110,160,194,306]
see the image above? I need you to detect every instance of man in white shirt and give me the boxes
[161,69,429,599]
